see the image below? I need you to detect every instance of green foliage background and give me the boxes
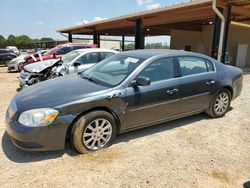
[0,35,54,49]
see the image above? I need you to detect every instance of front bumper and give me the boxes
[18,76,29,88]
[7,63,19,72]
[232,74,243,100]
[5,108,73,151]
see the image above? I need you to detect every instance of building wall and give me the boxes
[170,27,213,55]
[227,24,250,67]
[170,24,250,67]
[100,40,121,50]
[72,39,121,50]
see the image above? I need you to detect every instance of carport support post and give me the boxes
[211,7,223,59]
[135,19,144,49]
[122,35,125,51]
[93,30,98,46]
[68,33,72,43]
[97,34,100,48]
[221,4,232,64]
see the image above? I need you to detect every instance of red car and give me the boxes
[20,43,97,70]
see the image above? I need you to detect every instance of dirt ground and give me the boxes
[0,66,249,188]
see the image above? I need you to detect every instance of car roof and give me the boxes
[73,48,119,54]
[119,49,209,59]
[57,43,94,47]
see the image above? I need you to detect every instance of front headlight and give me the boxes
[18,108,59,127]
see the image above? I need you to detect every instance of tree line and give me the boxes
[0,35,54,49]
[125,42,170,50]
[0,34,169,50]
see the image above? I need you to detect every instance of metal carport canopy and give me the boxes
[57,0,250,37]
[57,0,218,36]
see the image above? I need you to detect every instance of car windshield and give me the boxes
[61,51,80,64]
[82,54,145,87]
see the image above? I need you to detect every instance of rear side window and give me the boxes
[77,52,100,65]
[206,60,215,72]
[178,56,214,77]
[0,49,8,54]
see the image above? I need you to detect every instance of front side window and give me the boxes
[61,51,80,64]
[83,54,144,87]
[178,56,213,76]
[77,52,100,65]
[138,57,175,82]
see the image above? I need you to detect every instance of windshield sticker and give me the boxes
[125,57,139,63]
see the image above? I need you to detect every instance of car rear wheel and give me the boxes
[71,111,117,154]
[206,89,231,118]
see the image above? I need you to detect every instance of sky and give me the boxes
[0,0,190,44]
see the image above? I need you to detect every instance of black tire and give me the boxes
[206,89,231,118]
[4,60,9,66]
[71,111,117,154]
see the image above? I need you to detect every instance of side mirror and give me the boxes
[132,76,150,87]
[73,61,81,66]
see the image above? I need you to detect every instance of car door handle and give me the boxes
[206,80,215,86]
[107,92,122,99]
[166,88,178,95]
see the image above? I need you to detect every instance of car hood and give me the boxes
[24,59,60,73]
[11,55,28,62]
[14,74,110,112]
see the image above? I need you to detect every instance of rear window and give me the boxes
[73,46,92,50]
[0,49,11,54]
[178,56,214,77]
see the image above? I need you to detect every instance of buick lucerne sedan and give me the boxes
[5,50,243,154]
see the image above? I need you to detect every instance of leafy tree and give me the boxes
[124,42,169,50]
[0,35,6,48]
[124,43,134,50]
[145,43,169,49]
[40,37,54,42]
[7,35,16,46]
[15,35,32,48]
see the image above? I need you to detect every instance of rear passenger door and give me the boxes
[177,56,219,114]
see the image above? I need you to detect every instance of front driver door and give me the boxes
[125,57,181,129]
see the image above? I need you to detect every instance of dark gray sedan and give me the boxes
[5,50,243,154]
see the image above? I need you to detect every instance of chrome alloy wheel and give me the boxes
[83,118,112,150]
[214,92,229,116]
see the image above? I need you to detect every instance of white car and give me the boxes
[52,48,119,77]
[19,48,118,88]
[7,50,48,72]
[6,46,20,56]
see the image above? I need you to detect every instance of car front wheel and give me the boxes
[71,111,117,154]
[206,89,231,118]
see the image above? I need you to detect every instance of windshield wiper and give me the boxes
[79,73,100,85]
